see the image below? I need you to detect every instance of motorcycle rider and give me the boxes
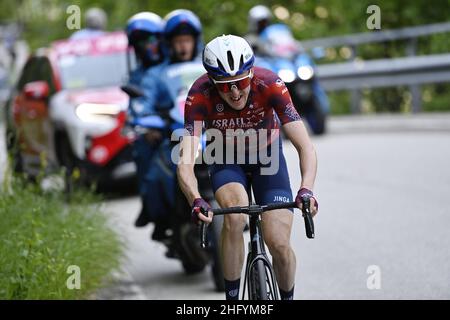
[131,9,204,242]
[125,12,167,231]
[245,5,273,55]
[70,7,108,40]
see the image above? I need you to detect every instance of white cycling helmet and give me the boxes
[248,5,272,34]
[202,35,254,77]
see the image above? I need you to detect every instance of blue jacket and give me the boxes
[127,64,171,120]
[127,57,205,121]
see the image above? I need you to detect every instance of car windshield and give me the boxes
[57,52,130,89]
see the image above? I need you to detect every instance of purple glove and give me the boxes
[191,198,211,225]
[295,188,318,211]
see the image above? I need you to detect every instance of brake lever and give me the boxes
[200,209,209,248]
[301,196,315,239]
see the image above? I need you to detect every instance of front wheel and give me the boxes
[248,259,268,300]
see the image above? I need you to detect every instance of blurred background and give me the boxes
[1,0,449,114]
[1,0,449,300]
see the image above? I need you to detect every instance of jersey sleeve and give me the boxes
[265,72,302,125]
[184,77,208,136]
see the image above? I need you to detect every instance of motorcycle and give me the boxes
[254,24,330,135]
[122,84,225,292]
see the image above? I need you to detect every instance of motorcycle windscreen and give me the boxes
[168,62,204,125]
[260,24,300,59]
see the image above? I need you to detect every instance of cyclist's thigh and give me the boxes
[209,164,249,208]
[251,149,293,208]
[252,149,294,243]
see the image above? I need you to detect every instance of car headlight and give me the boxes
[297,66,314,81]
[277,69,296,83]
[75,103,121,122]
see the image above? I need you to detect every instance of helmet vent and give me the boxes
[239,55,244,70]
[226,50,234,70]
[217,58,226,72]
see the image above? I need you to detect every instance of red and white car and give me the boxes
[5,31,136,185]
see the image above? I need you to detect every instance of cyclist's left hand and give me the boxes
[295,188,318,217]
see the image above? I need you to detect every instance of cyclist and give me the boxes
[124,12,166,229]
[177,35,318,300]
[70,7,108,40]
[130,9,205,241]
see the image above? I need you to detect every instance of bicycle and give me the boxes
[200,175,315,300]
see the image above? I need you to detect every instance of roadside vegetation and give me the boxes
[0,171,123,299]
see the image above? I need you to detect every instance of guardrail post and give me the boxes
[349,45,361,113]
[406,38,422,113]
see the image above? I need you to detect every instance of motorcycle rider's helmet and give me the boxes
[126,12,165,67]
[202,35,254,77]
[85,7,107,30]
[163,9,203,61]
[248,5,272,35]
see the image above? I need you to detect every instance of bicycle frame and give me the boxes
[238,177,276,300]
[200,177,315,300]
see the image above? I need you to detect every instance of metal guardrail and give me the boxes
[301,21,450,113]
[301,21,450,50]
[317,53,450,90]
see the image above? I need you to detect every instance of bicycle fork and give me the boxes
[241,212,280,300]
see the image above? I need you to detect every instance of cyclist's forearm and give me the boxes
[177,164,201,205]
[177,135,202,204]
[298,144,317,190]
[283,120,317,190]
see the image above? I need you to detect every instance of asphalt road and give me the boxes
[100,114,450,300]
[2,114,449,299]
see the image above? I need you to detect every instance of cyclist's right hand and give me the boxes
[191,198,213,225]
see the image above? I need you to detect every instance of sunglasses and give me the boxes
[210,70,253,93]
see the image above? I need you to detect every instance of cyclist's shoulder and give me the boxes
[189,73,212,93]
[252,66,288,99]
[185,74,215,112]
[253,66,280,85]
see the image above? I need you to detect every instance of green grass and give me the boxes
[0,178,123,299]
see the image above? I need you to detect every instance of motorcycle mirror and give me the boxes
[121,84,144,98]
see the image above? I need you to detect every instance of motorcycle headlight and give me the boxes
[297,66,314,81]
[75,103,121,122]
[277,69,296,83]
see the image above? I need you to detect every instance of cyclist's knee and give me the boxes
[223,214,247,235]
[266,239,292,260]
[215,183,248,209]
